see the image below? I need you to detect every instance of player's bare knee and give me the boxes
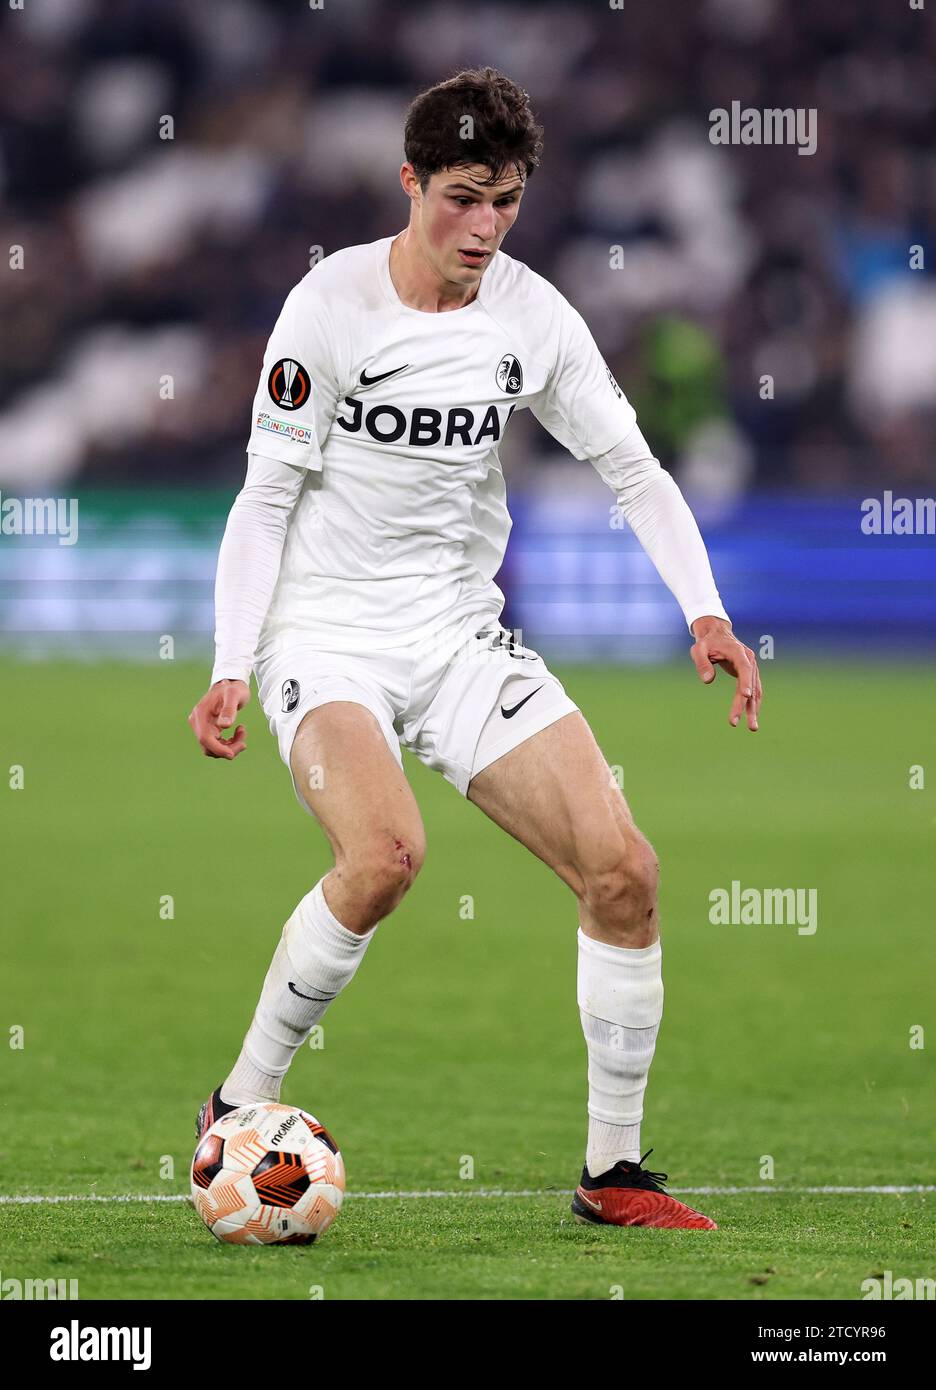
[579,834,659,936]
[342,832,424,918]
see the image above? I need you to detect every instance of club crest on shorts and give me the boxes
[281,678,301,713]
[495,354,523,395]
[268,358,311,411]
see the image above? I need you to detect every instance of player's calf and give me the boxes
[575,824,662,1180]
[212,875,381,1114]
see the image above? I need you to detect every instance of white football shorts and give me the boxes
[254,614,578,812]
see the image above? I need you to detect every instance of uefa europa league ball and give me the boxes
[191,1102,345,1244]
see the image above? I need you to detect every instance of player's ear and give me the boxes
[400,163,421,202]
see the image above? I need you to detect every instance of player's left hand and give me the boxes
[689,616,762,731]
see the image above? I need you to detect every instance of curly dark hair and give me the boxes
[403,67,544,189]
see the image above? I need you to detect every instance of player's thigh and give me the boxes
[466,709,655,900]
[289,700,426,873]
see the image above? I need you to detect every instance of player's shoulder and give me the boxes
[482,250,579,359]
[485,248,567,309]
[284,238,390,319]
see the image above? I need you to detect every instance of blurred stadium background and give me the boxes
[1,0,934,662]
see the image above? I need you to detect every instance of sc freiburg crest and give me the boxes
[496,354,523,395]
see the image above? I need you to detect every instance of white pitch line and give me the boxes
[0,1185,933,1206]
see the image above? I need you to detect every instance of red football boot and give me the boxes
[194,1086,239,1140]
[571,1149,717,1230]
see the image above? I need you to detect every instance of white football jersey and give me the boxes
[247,235,637,651]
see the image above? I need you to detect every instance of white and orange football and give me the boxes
[191,1103,345,1245]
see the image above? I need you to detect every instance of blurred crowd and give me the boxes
[1,0,934,495]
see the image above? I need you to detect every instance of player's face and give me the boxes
[413,163,525,286]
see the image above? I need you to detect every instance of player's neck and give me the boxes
[389,229,480,313]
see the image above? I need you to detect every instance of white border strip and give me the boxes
[1,1185,933,1205]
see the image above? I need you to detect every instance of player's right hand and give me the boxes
[188,679,250,759]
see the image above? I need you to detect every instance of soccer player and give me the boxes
[189,68,761,1230]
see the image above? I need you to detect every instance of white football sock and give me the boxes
[577,928,663,1178]
[221,877,375,1106]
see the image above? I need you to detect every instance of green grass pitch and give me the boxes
[1,657,933,1300]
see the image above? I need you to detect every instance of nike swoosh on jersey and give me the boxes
[359,364,409,387]
[500,685,544,718]
[288,981,337,1003]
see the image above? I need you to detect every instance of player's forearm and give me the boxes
[618,467,730,629]
[593,430,730,630]
[210,454,306,686]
